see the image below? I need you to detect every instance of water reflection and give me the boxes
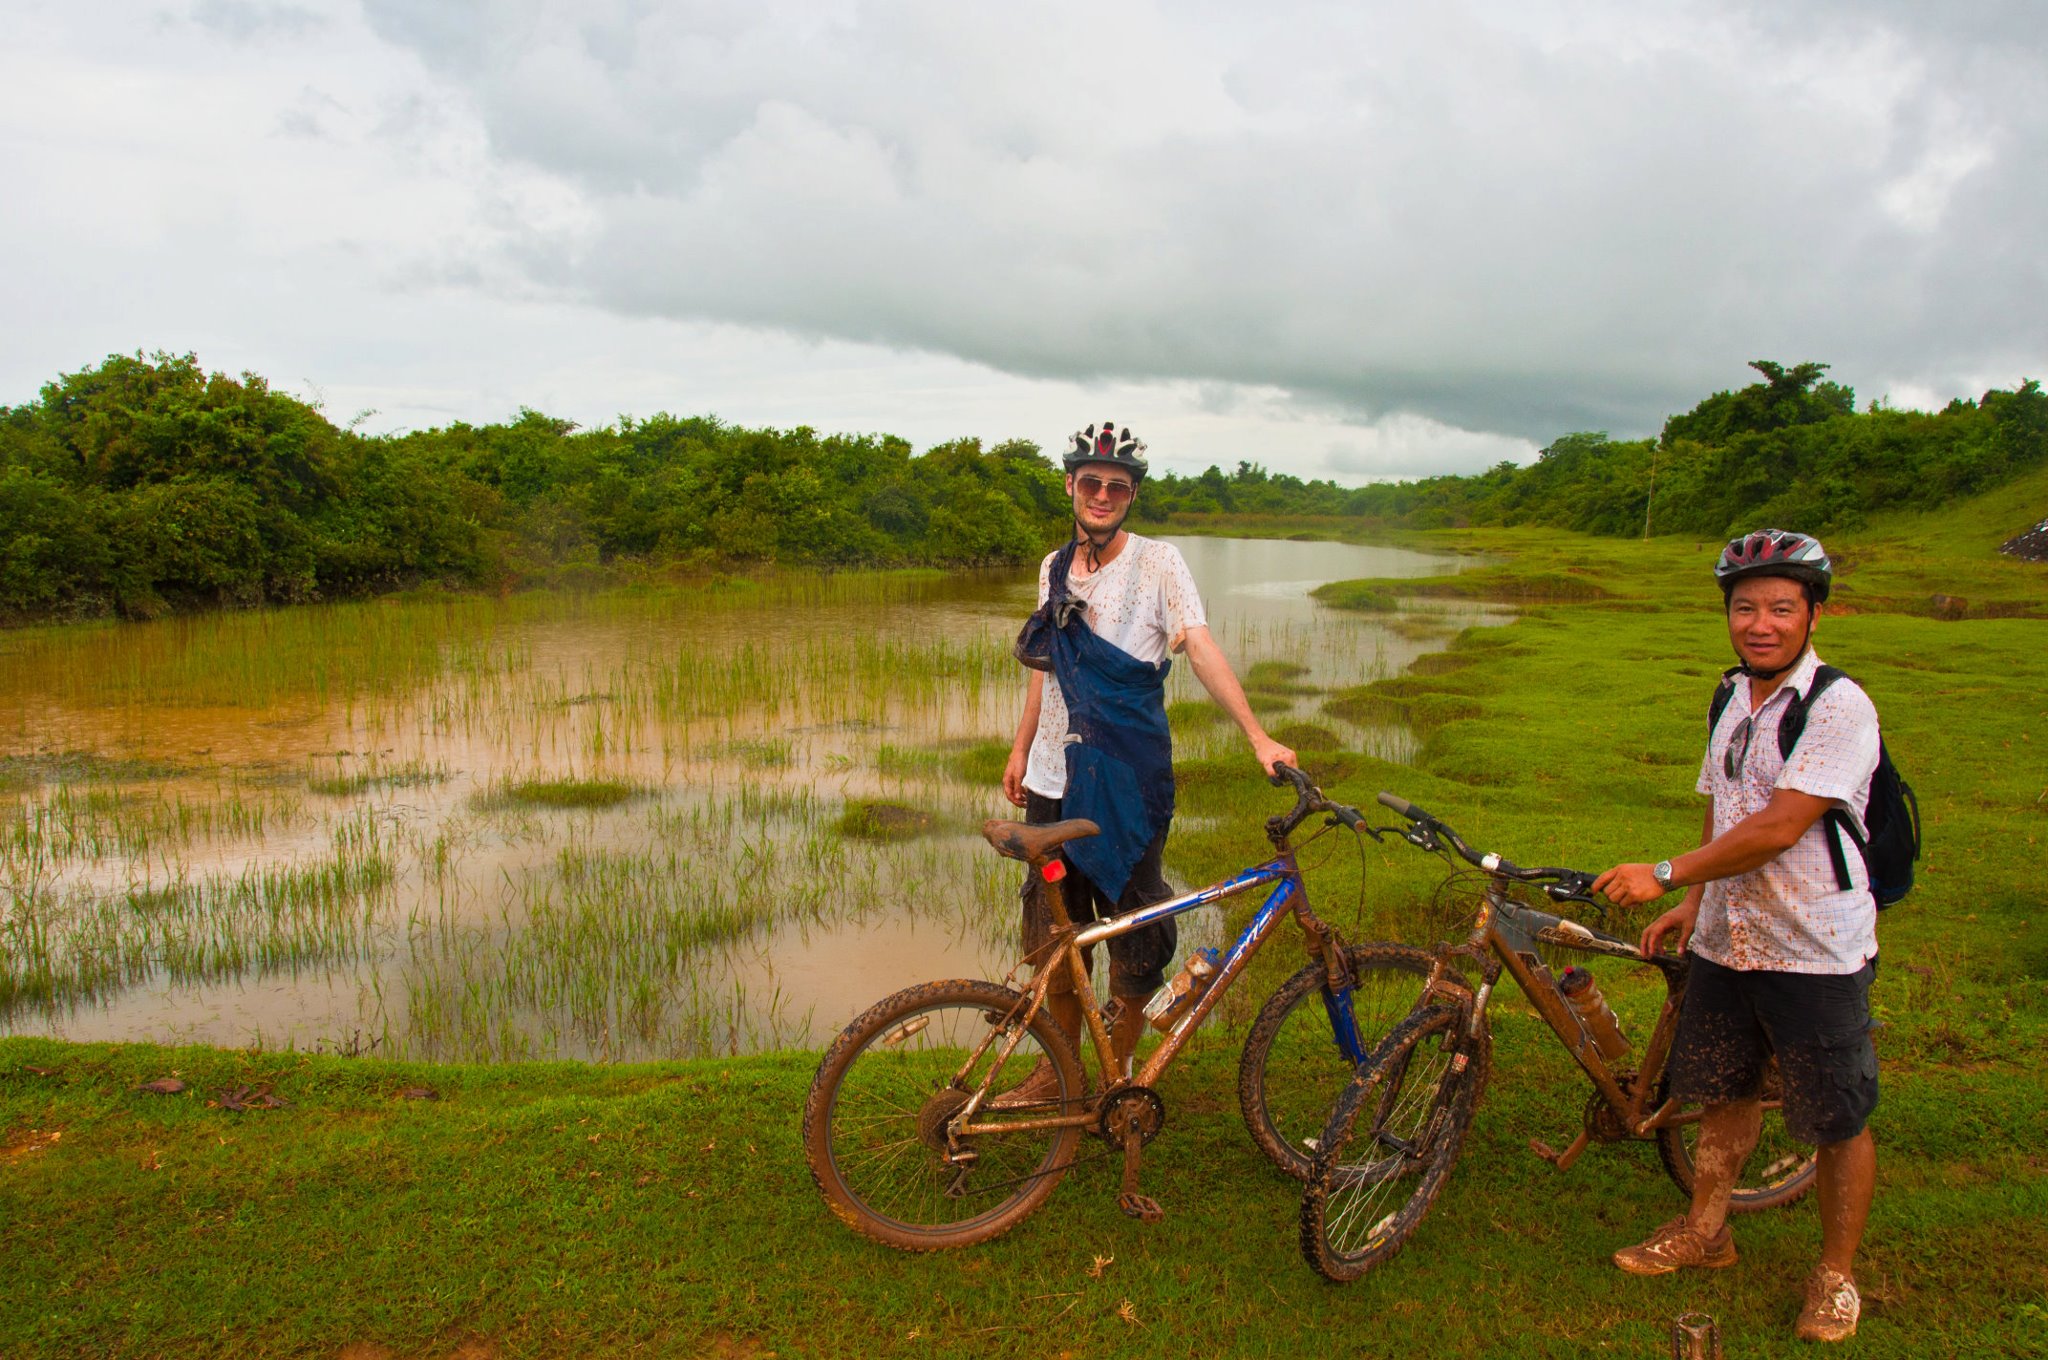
[0,537,1497,1059]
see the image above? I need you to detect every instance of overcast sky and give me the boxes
[3,1,2042,482]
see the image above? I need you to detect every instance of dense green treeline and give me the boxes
[0,352,1068,621]
[3,354,2042,623]
[1138,361,2048,536]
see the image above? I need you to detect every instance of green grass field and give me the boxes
[4,477,2045,1358]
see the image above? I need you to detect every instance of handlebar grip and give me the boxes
[1376,791,1423,820]
[1270,762,1313,792]
[1331,804,1364,831]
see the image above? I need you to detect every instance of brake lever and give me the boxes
[1544,884,1608,917]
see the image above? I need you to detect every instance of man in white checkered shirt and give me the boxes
[1593,529,1880,1345]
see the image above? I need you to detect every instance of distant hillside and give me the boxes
[1137,361,2048,539]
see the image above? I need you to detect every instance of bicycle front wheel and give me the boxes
[1238,942,1444,1180]
[803,978,1084,1251]
[1653,1061,1818,1212]
[1300,1005,1482,1282]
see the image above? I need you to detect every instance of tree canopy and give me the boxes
[2,353,2041,623]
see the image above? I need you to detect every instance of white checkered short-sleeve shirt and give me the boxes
[1691,650,1881,975]
[1022,535,1206,801]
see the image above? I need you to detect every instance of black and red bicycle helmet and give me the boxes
[1062,421,1148,483]
[1714,528,1833,603]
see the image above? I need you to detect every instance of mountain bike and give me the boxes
[1299,792,1819,1281]
[802,765,1430,1250]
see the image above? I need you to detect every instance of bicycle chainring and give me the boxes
[1096,1085,1167,1148]
[1585,1078,1635,1144]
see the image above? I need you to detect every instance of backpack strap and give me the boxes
[1779,665,1854,890]
[1706,665,1743,735]
[1772,664,1844,759]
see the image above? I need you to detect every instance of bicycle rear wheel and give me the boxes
[1653,1061,1818,1212]
[803,978,1084,1250]
[1300,1005,1482,1282]
[1237,942,1447,1180]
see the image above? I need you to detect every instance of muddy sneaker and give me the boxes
[1795,1266,1860,1342]
[986,1061,1065,1110]
[1612,1216,1738,1276]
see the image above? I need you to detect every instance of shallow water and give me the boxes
[0,537,1497,1059]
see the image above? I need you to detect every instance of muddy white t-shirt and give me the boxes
[1022,535,1207,801]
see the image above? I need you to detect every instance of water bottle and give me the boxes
[1558,966,1631,1062]
[1143,948,1220,1032]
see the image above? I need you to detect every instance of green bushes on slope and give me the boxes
[0,353,1069,621]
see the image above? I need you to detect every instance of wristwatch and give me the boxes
[1652,859,1676,890]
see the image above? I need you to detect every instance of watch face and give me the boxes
[1653,860,1673,886]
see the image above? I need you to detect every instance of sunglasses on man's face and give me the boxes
[1075,474,1134,504]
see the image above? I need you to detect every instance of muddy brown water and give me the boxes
[0,537,1497,1060]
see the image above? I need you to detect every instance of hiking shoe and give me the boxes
[1795,1266,1860,1342]
[986,1061,1065,1110]
[1612,1216,1738,1276]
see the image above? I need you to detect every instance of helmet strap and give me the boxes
[1074,514,1129,572]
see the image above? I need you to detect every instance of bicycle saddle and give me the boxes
[980,817,1100,863]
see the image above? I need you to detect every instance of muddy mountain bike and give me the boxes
[1298,793,1819,1282]
[802,765,1433,1250]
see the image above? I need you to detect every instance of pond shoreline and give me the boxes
[2,537,1490,1062]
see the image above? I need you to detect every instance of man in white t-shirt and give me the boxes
[999,422,1295,1089]
[1595,529,1880,1345]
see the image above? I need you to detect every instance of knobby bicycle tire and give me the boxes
[1237,942,1450,1181]
[1299,1005,1484,1282]
[803,978,1084,1251]
[1653,1063,1818,1212]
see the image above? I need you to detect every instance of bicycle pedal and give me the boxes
[1528,1131,1589,1171]
[1116,1192,1165,1223]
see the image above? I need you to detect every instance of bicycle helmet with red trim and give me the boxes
[1062,421,1148,483]
[1714,528,1833,603]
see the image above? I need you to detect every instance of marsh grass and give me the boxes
[3,550,1441,1061]
[306,759,446,797]
[472,776,647,811]
[721,738,793,768]
[1242,659,1321,696]
[0,751,191,787]
[0,829,395,1017]
[835,801,940,841]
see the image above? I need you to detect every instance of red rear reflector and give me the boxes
[1041,860,1066,882]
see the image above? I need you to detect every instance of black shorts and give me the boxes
[1022,791,1176,996]
[1666,952,1880,1145]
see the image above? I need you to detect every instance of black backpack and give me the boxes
[1707,665,1921,909]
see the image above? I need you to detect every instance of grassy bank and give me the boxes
[4,481,2045,1358]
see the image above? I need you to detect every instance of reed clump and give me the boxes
[472,777,647,811]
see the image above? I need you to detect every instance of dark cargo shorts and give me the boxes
[1022,791,1176,997]
[1667,951,1880,1146]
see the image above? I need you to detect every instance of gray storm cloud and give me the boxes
[353,0,2048,442]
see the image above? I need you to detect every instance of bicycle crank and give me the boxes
[1102,1086,1168,1223]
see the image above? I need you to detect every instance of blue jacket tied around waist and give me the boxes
[1013,540,1175,902]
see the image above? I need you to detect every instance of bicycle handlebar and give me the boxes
[1374,790,1599,904]
[1265,763,1368,841]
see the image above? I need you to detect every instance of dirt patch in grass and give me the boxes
[1,1125,64,1165]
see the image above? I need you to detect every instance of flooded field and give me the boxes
[0,537,1496,1060]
